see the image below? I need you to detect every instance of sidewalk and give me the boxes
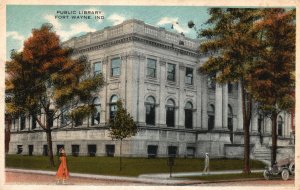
[5,168,264,185]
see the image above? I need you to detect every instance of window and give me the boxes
[186,147,195,158]
[278,116,283,137]
[228,105,233,143]
[167,63,176,81]
[147,58,156,78]
[20,114,25,130]
[111,58,120,77]
[17,145,23,154]
[72,145,80,157]
[88,144,97,157]
[145,96,155,125]
[110,95,118,119]
[166,99,175,127]
[208,104,215,131]
[60,107,69,126]
[93,62,102,76]
[228,82,233,94]
[43,145,48,156]
[185,102,193,129]
[207,74,216,89]
[185,67,193,85]
[31,114,37,129]
[47,110,54,128]
[28,145,34,156]
[75,117,83,127]
[106,144,115,157]
[91,98,101,125]
[147,145,158,158]
[168,146,177,157]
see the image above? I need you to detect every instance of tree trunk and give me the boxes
[119,140,122,171]
[241,81,252,174]
[271,112,278,165]
[46,129,55,167]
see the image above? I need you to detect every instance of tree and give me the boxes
[198,8,260,174]
[247,8,295,165]
[108,100,137,171]
[6,24,104,167]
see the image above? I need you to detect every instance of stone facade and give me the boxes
[8,19,295,161]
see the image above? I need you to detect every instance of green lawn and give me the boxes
[177,173,264,181]
[6,155,266,177]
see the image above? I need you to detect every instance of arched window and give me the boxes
[166,99,175,127]
[207,104,215,131]
[185,102,193,129]
[110,95,118,119]
[145,96,155,125]
[91,98,101,125]
[278,116,283,137]
[228,105,233,143]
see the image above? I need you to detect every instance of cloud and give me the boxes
[7,31,25,41]
[44,14,97,41]
[157,17,189,34]
[108,14,126,25]
[157,17,178,25]
[7,31,25,52]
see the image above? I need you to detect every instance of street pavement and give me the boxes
[4,168,294,186]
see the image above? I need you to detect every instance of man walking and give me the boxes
[203,153,210,175]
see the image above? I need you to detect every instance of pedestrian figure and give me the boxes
[56,147,69,184]
[203,152,210,175]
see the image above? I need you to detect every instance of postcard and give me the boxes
[1,0,298,190]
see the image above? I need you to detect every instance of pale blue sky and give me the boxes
[6,5,211,59]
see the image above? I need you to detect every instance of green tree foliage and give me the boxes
[108,100,137,171]
[199,8,261,174]
[247,8,295,165]
[6,23,104,166]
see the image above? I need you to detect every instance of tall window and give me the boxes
[47,110,54,128]
[110,95,118,119]
[185,67,193,85]
[278,116,283,137]
[145,96,155,125]
[228,82,233,94]
[147,58,156,78]
[91,98,101,125]
[20,114,26,130]
[167,63,176,82]
[228,105,233,143]
[166,99,175,127]
[31,114,37,129]
[93,62,102,76]
[111,58,120,77]
[208,104,215,131]
[185,102,193,129]
[61,107,69,126]
[207,74,216,89]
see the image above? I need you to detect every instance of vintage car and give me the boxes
[263,157,295,180]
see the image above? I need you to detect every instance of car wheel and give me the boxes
[289,163,295,175]
[281,169,289,181]
[263,170,270,180]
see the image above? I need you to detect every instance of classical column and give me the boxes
[159,60,167,126]
[101,57,108,124]
[237,81,244,132]
[215,83,223,129]
[251,102,259,134]
[195,70,202,129]
[222,83,228,129]
[137,53,146,125]
[201,75,208,130]
[178,63,185,128]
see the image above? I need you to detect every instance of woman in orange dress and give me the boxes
[56,148,69,184]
